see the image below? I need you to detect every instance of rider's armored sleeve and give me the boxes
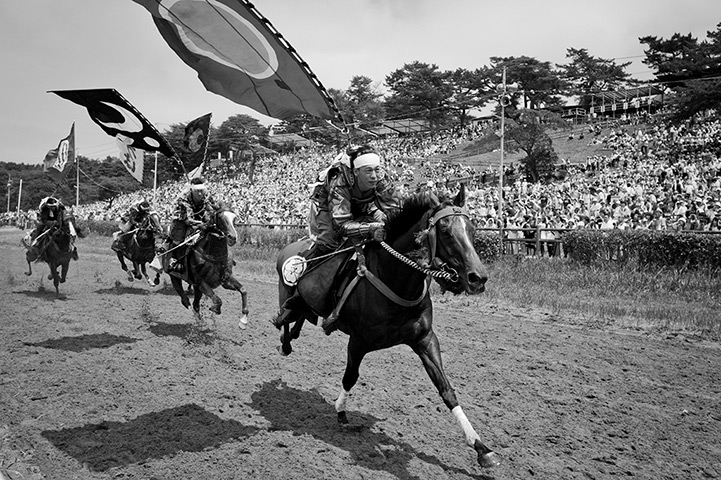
[339,221,383,239]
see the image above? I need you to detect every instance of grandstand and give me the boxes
[7,109,720,242]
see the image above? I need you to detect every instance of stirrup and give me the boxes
[322,313,339,336]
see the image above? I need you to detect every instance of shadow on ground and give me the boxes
[42,404,258,472]
[24,333,140,353]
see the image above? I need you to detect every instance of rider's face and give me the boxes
[354,166,383,192]
[191,188,207,203]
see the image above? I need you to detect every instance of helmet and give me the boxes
[45,197,58,206]
[138,201,151,212]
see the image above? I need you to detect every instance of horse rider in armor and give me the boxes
[24,196,78,260]
[277,144,403,333]
[157,177,219,273]
[112,199,153,252]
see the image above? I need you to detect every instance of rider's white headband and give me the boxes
[354,152,381,169]
[190,183,207,191]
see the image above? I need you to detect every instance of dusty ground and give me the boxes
[0,225,720,480]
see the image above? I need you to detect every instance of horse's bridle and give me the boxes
[378,204,469,283]
[425,205,469,275]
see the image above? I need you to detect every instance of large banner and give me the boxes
[183,112,212,172]
[43,123,75,183]
[51,88,175,157]
[131,0,342,122]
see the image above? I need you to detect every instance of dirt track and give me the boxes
[1,226,720,480]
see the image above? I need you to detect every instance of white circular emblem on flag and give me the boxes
[187,128,205,153]
[281,255,306,286]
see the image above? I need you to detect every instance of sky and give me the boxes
[1,0,720,165]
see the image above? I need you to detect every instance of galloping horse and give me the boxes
[25,223,77,296]
[112,212,163,286]
[275,187,499,469]
[167,208,249,329]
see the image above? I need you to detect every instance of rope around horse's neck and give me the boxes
[379,241,456,281]
[300,239,456,281]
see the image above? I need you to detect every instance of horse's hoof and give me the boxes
[238,314,248,330]
[47,274,53,280]
[210,306,221,315]
[337,412,349,425]
[479,451,500,468]
[474,440,500,468]
[181,299,191,309]
[126,272,134,282]
[276,345,291,356]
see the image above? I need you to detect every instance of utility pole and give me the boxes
[495,67,518,253]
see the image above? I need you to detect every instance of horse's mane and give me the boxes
[384,191,441,243]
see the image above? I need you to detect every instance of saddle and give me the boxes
[295,246,359,318]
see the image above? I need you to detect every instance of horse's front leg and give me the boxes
[194,280,216,314]
[412,328,500,469]
[131,261,143,280]
[222,274,249,329]
[49,263,60,296]
[334,336,369,425]
[139,263,157,286]
[25,260,33,276]
[60,259,69,283]
[170,275,191,309]
[117,252,133,282]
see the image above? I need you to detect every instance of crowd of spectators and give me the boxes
[9,115,721,253]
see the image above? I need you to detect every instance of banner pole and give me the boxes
[75,151,80,207]
[153,151,158,208]
[6,177,10,214]
[201,114,212,176]
[17,179,23,220]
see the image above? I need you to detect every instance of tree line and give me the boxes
[2,23,720,210]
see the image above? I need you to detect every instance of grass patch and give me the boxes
[481,256,721,339]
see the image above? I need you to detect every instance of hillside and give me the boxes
[428,123,616,172]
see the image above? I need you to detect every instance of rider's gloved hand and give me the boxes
[369,222,386,242]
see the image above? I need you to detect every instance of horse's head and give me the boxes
[148,212,163,233]
[49,224,72,251]
[209,208,237,247]
[428,186,488,295]
[386,186,487,295]
[139,212,163,239]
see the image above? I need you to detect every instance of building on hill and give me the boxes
[267,132,316,150]
[366,118,430,137]
[562,85,666,123]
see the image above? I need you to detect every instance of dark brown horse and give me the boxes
[25,223,77,297]
[112,212,163,286]
[168,208,249,329]
[275,187,499,469]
